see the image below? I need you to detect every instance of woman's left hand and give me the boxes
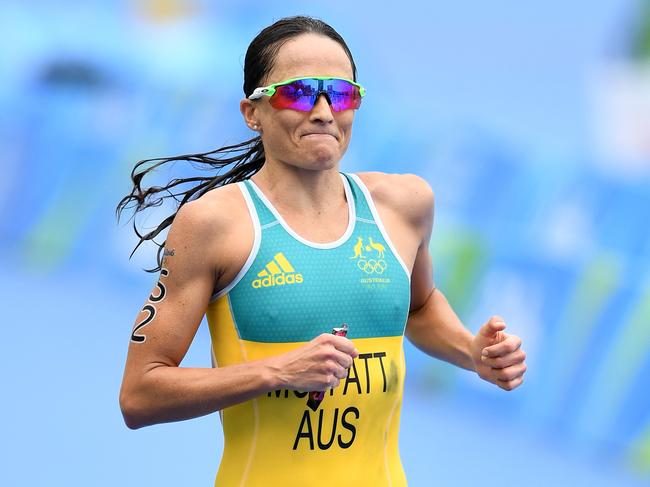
[469,316,527,391]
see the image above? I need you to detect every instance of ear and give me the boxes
[240,98,262,133]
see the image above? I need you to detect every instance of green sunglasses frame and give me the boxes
[248,75,367,102]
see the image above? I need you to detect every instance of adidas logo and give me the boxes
[252,252,304,289]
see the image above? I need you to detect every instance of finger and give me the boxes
[478,315,507,339]
[482,335,522,358]
[330,335,359,357]
[497,375,524,391]
[314,334,357,360]
[325,358,349,379]
[334,367,348,380]
[481,349,526,368]
[331,350,354,369]
[494,362,527,381]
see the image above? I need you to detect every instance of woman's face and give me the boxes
[241,33,356,172]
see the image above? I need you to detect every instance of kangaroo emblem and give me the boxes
[365,236,386,258]
[350,236,365,259]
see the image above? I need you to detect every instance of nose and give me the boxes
[309,92,334,123]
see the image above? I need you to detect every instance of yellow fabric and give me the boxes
[206,294,408,486]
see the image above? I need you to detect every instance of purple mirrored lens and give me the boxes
[272,79,318,110]
[270,79,361,112]
[323,79,362,112]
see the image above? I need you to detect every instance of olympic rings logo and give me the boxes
[356,258,387,274]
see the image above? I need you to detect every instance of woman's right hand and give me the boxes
[266,334,360,391]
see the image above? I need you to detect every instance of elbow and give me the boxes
[119,386,148,430]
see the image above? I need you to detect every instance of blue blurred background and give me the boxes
[2,0,650,485]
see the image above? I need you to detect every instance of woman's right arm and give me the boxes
[118,195,357,430]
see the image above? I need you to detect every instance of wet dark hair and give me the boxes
[115,15,358,272]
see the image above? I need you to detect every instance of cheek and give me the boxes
[269,114,304,137]
[337,111,355,129]
[262,122,293,145]
[259,105,300,130]
[264,119,305,154]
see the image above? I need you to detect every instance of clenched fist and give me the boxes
[470,316,527,391]
[267,333,359,392]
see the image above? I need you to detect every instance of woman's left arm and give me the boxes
[403,175,527,391]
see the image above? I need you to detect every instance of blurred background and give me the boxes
[1,0,649,485]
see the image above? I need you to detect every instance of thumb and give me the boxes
[478,315,507,339]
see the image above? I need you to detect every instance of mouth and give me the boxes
[302,133,337,140]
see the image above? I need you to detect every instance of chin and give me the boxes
[311,153,341,169]
[310,147,341,164]
[289,158,337,172]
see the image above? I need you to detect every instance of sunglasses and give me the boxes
[248,76,366,112]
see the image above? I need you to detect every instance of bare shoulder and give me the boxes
[169,182,245,241]
[354,171,434,227]
[164,182,250,281]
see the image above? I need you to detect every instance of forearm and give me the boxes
[120,359,280,429]
[405,287,475,371]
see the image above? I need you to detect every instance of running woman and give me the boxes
[117,15,527,486]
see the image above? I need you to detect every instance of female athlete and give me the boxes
[117,15,527,486]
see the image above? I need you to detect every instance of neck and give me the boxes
[251,162,345,215]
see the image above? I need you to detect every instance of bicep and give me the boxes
[122,203,219,383]
[409,241,434,313]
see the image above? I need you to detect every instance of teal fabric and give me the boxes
[228,172,411,343]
